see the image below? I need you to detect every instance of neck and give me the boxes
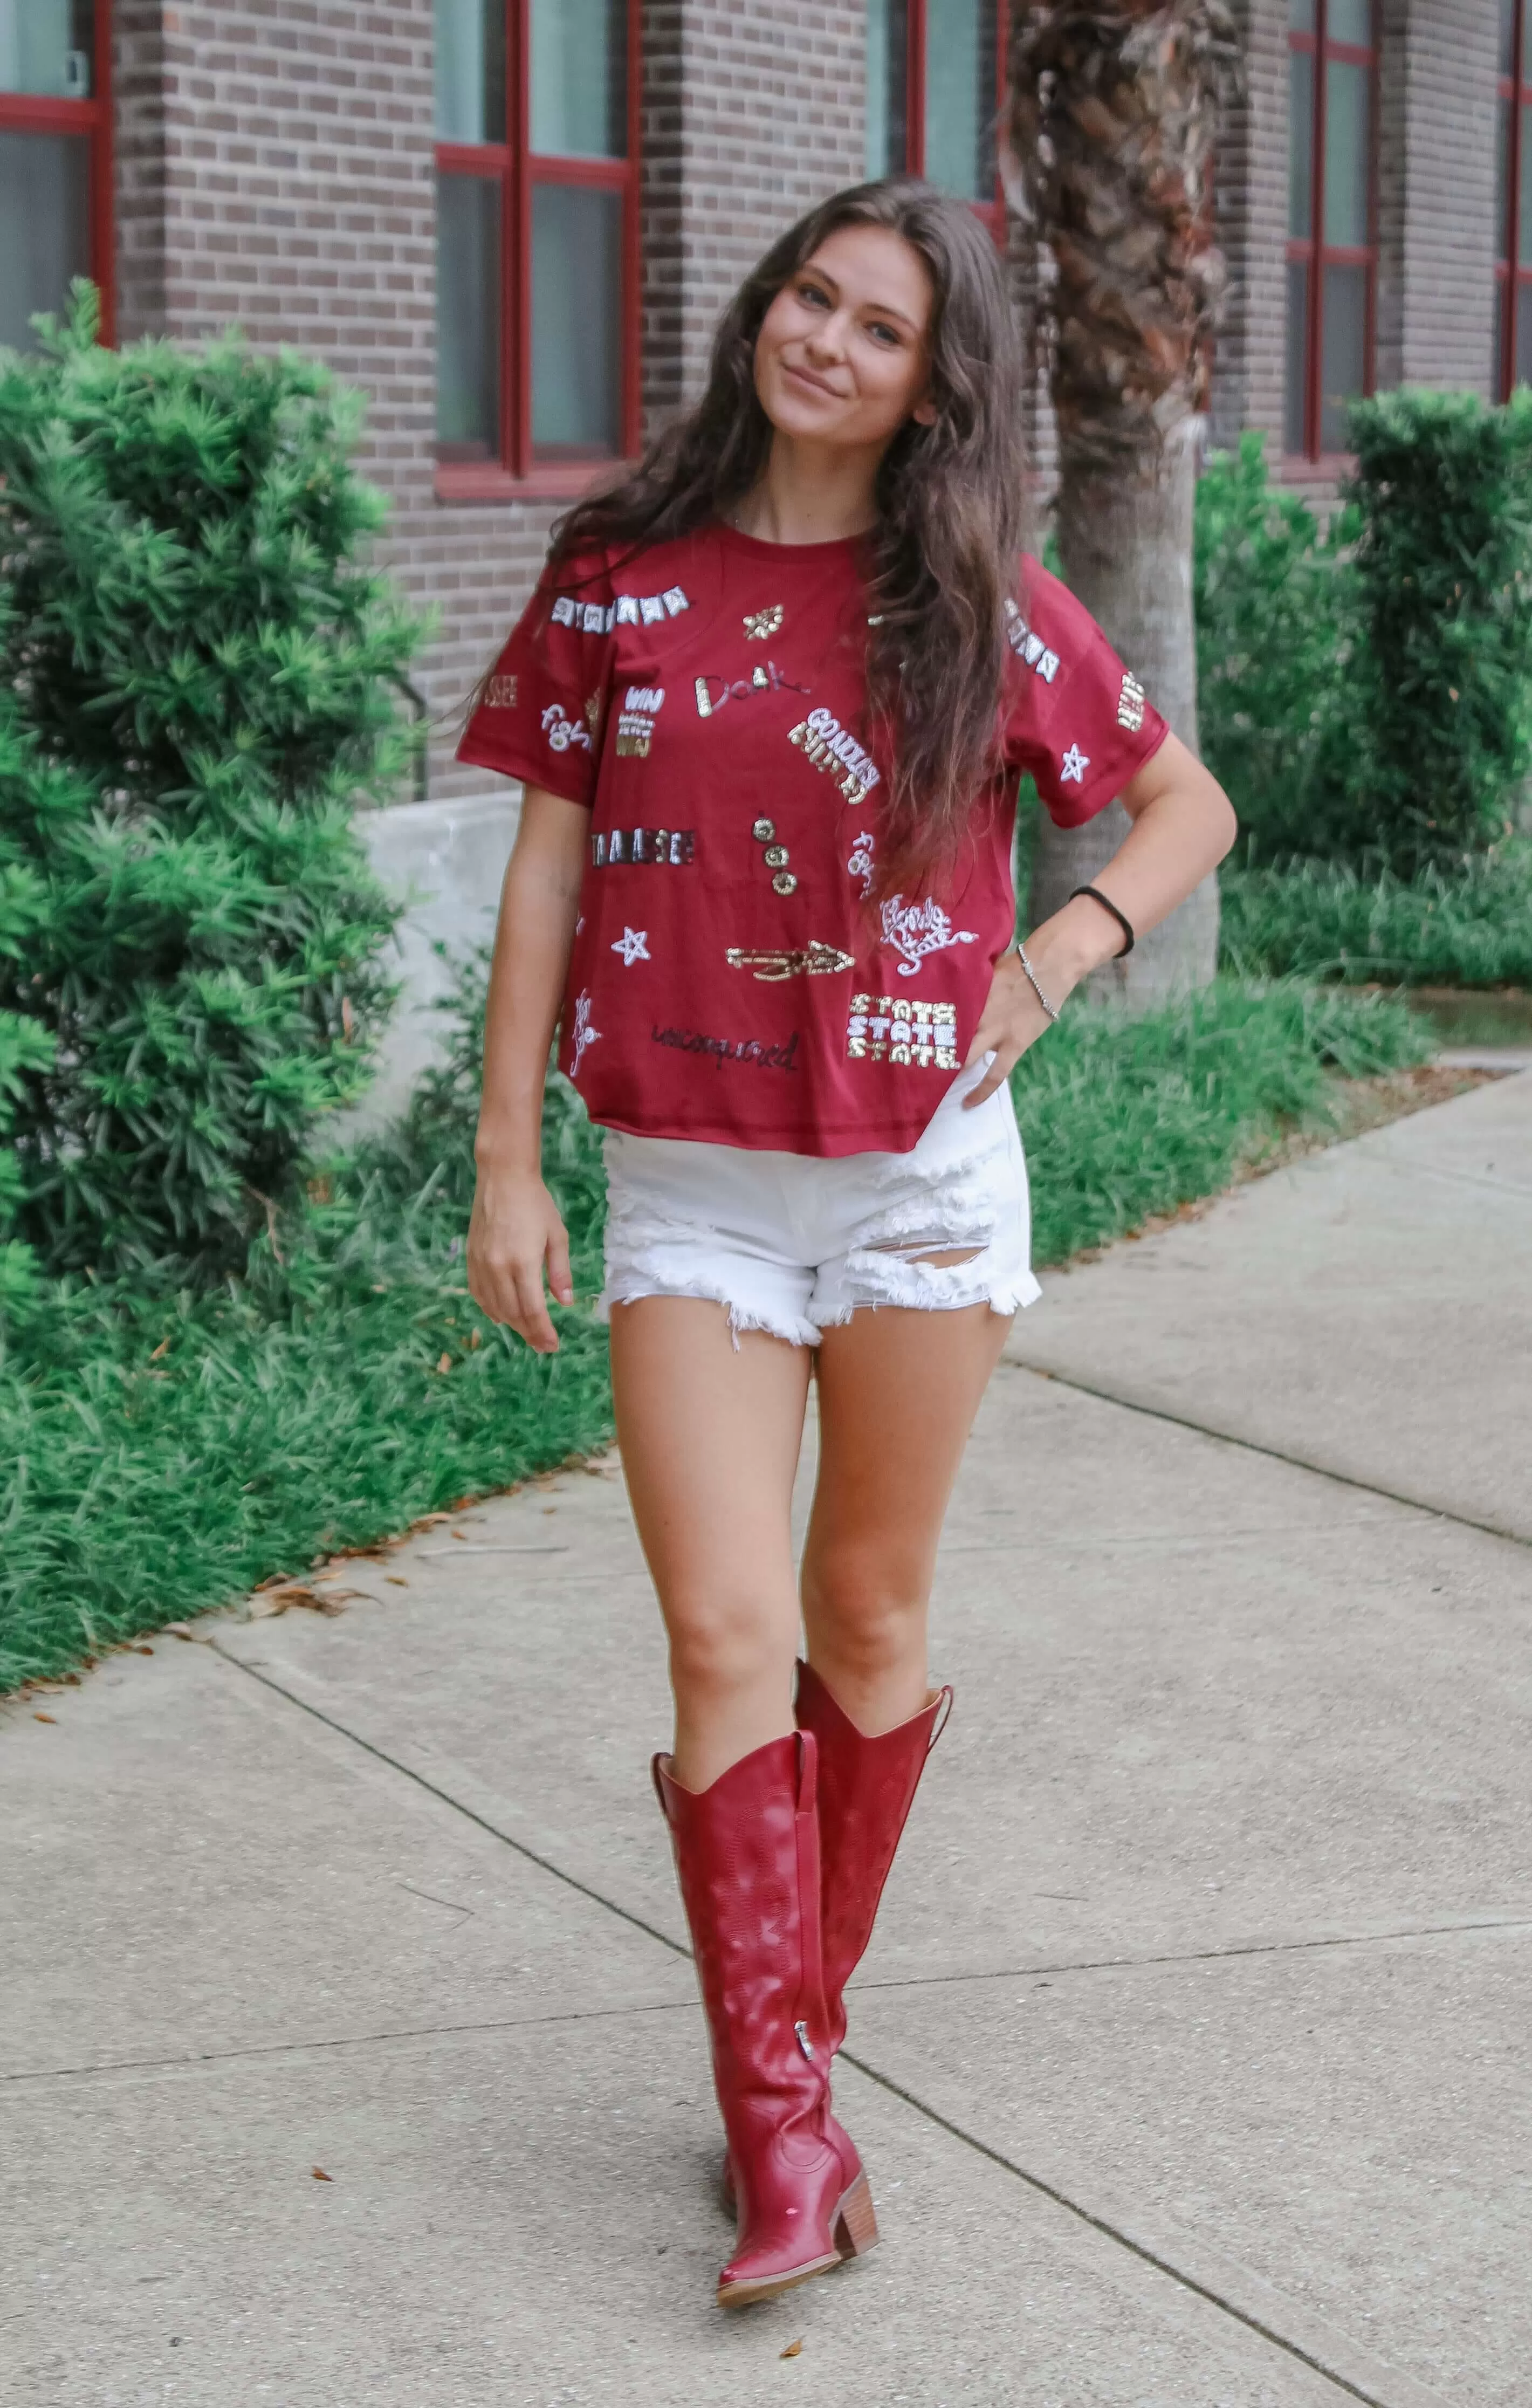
[732,433,882,545]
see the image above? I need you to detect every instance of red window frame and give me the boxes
[435,1,642,504]
[0,2,114,346]
[876,0,1010,242]
[1496,0,1530,399]
[1285,1,1379,463]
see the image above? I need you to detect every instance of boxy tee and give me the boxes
[457,522,1167,1156]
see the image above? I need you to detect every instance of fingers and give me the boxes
[961,1045,1018,1109]
[510,1259,560,1354]
[466,1185,572,1353]
[545,1224,574,1309]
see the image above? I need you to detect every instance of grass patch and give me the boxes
[1013,977,1432,1266]
[1220,848,1532,991]
[2,974,1432,1693]
[0,993,613,1696]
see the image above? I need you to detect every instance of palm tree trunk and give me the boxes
[1031,417,1219,1001]
[1008,1,1240,1004]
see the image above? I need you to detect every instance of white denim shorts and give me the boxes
[597,1055,1041,1347]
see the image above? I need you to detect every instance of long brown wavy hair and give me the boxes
[548,178,1029,891]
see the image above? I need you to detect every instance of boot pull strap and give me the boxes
[794,1726,818,1813]
[650,1751,674,1824]
[928,1686,955,1751]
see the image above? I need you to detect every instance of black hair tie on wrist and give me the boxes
[1069,884,1135,957]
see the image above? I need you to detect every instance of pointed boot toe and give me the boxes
[717,2156,879,2308]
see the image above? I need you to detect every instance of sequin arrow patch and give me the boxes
[725,942,856,983]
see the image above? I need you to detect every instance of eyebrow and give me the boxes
[798,266,922,333]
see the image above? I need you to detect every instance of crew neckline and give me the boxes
[711,518,869,564]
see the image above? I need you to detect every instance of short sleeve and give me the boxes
[455,551,616,807]
[1001,560,1170,829]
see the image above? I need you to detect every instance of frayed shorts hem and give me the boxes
[596,1063,1040,1350]
[596,1269,1041,1350]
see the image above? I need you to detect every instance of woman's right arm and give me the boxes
[467,783,589,1353]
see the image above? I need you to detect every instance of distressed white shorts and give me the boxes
[597,1055,1041,1347]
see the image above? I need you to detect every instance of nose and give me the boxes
[804,307,851,364]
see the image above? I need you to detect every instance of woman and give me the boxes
[458,177,1235,2310]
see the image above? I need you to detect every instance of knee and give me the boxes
[665,1587,788,1703]
[802,1543,928,1679]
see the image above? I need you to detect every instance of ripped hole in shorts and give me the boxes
[865,1229,990,1270]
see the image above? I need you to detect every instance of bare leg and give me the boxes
[609,1298,814,1791]
[802,1300,1011,1734]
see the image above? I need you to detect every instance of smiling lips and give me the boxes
[782,360,846,401]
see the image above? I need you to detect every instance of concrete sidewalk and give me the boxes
[4,1074,1530,2408]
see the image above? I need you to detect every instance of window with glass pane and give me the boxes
[1285,0,1376,458]
[863,0,1003,224]
[1495,0,1532,399]
[865,0,908,179]
[924,0,998,201]
[434,0,637,484]
[0,0,105,353]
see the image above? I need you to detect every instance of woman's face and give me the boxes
[753,223,937,452]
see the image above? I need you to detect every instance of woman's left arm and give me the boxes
[963,732,1238,1107]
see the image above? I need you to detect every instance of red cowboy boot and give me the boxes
[794,1659,952,2057]
[655,1730,879,2307]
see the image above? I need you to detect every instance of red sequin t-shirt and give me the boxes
[457,523,1167,1156]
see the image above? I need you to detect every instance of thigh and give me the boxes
[805,1302,1011,1598]
[609,1296,813,1626]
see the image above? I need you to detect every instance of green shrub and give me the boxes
[1196,402,1532,874]
[1220,847,1532,989]
[1194,430,1364,859]
[1345,388,1532,872]
[0,286,425,1286]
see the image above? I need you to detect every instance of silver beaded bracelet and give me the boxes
[1013,939,1061,1023]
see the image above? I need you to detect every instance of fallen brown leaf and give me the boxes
[132,1645,154,1656]
[468,1328,482,1349]
[780,2338,803,2358]
[340,996,354,1041]
[386,1575,408,1587]
[311,2166,332,2181]
[33,1712,56,1725]
[164,1622,196,1641]
[149,1337,171,1362]
[250,1579,362,1619]
[437,1351,452,1375]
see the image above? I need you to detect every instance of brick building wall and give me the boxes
[1374,0,1497,398]
[643,3,865,426]
[109,1,865,800]
[1209,0,1289,456]
[106,1,1516,783]
[1208,0,1501,476]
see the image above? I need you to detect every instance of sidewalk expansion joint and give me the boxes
[209,1639,1448,2408]
[846,1911,1532,1997]
[2,1994,707,2089]
[1004,1361,1532,1553]
[837,2048,1447,2408]
[209,1639,690,1965]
